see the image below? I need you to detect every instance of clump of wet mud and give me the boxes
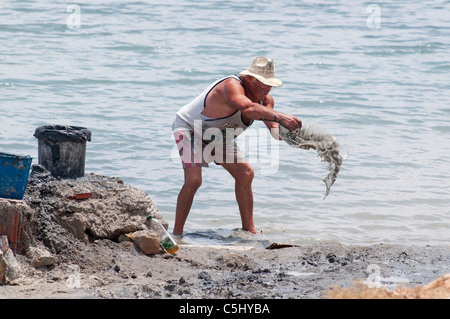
[279,124,343,198]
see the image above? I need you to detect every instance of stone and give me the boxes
[128,230,160,255]
[1,235,9,253]
[26,246,58,268]
[2,249,22,281]
[0,252,6,283]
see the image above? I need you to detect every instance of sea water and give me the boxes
[1,0,449,246]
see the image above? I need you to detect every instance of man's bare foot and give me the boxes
[242,227,260,234]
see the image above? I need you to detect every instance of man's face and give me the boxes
[249,76,272,101]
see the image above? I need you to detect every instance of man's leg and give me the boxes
[219,161,258,234]
[173,166,202,235]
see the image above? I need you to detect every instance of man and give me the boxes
[172,56,302,235]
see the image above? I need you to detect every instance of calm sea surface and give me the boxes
[1,0,449,246]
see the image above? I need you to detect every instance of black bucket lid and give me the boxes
[34,125,92,143]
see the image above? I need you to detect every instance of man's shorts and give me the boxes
[172,115,245,169]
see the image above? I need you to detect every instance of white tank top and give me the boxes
[176,75,254,138]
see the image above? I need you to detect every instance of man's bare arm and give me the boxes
[224,79,302,132]
[260,94,283,140]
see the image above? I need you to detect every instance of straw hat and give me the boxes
[240,56,282,87]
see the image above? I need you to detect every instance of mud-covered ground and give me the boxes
[2,240,448,299]
[0,167,448,299]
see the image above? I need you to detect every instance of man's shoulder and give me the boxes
[222,76,244,90]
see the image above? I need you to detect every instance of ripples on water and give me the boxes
[1,1,449,246]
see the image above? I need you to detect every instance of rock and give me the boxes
[326,273,450,299]
[164,283,176,292]
[1,235,9,253]
[0,236,22,283]
[128,230,160,255]
[198,271,211,281]
[26,246,58,268]
[2,249,22,281]
[0,252,6,282]
[418,273,450,298]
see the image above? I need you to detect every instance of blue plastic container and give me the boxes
[0,152,33,200]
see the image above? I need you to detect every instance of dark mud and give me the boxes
[0,167,448,299]
[2,240,448,299]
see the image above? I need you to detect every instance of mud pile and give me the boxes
[22,165,165,262]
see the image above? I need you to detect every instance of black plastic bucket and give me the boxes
[34,125,91,179]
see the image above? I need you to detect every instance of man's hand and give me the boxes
[277,113,302,131]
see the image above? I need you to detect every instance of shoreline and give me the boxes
[0,169,448,299]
